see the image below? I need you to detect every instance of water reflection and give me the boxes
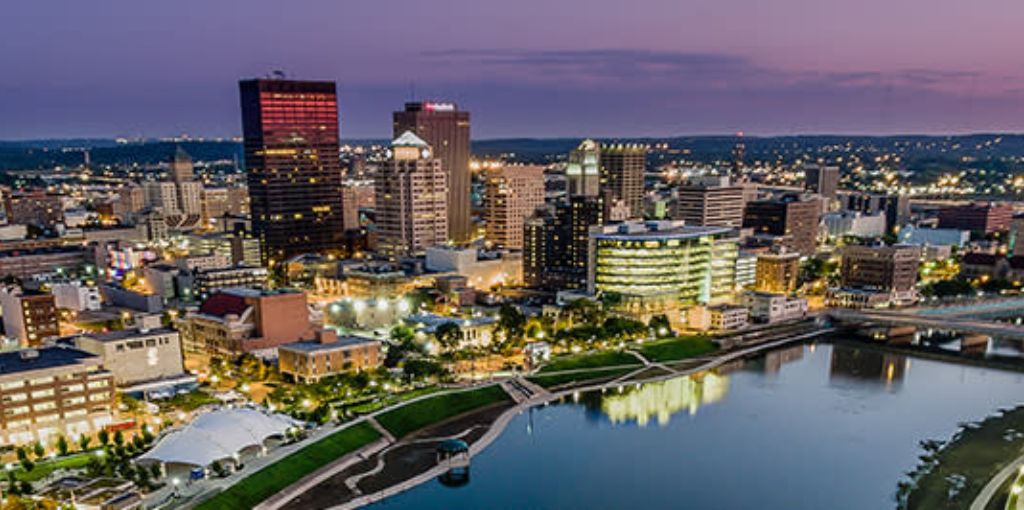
[829,344,908,389]
[597,372,730,427]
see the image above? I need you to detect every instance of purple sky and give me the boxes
[3,0,1024,139]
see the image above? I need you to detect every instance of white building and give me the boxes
[425,246,523,290]
[177,181,204,216]
[144,181,179,213]
[708,304,749,331]
[51,282,102,311]
[743,291,808,324]
[899,225,970,248]
[823,211,887,239]
[74,328,187,387]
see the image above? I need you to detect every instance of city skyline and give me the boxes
[4,0,1024,140]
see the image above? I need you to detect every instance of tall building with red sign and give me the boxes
[393,101,471,243]
[239,78,345,262]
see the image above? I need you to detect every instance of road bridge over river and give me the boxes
[829,297,1024,339]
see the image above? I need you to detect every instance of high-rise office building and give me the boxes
[743,193,821,256]
[600,143,646,218]
[673,176,746,228]
[804,164,840,199]
[523,195,604,291]
[169,146,194,183]
[340,182,361,231]
[393,102,471,243]
[731,133,746,179]
[239,78,345,262]
[484,165,546,250]
[566,139,601,197]
[375,132,448,258]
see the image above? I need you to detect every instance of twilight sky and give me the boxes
[3,0,1023,140]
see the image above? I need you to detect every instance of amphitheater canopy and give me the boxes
[139,408,299,467]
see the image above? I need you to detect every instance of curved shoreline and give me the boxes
[331,328,833,509]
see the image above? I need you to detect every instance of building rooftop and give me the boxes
[0,346,98,375]
[392,130,430,148]
[80,327,177,343]
[592,221,732,241]
[279,335,377,353]
[405,313,496,333]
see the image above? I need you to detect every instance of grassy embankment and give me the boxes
[901,405,1024,510]
[376,385,512,439]
[527,336,718,389]
[195,422,381,510]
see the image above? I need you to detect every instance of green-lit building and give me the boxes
[587,221,739,320]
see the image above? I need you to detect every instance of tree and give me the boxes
[435,322,463,351]
[78,434,92,451]
[648,315,672,336]
[98,429,110,446]
[113,430,124,447]
[390,325,415,344]
[497,304,527,342]
[57,436,69,456]
[32,441,44,459]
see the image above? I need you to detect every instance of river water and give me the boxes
[368,340,1024,510]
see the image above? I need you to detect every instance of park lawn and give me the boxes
[346,386,443,415]
[902,405,1024,510]
[527,367,637,389]
[13,451,95,482]
[637,336,717,363]
[537,350,642,373]
[376,385,512,439]
[195,421,381,510]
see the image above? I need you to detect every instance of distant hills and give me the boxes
[2,134,1024,174]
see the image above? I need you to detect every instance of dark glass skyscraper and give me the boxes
[393,102,471,243]
[239,78,345,262]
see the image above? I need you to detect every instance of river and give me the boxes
[366,340,1024,510]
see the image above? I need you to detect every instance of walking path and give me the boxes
[969,451,1024,510]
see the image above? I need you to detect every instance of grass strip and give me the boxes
[195,421,380,510]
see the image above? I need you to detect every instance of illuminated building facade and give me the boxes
[523,195,605,291]
[239,78,345,262]
[375,131,448,258]
[484,165,546,250]
[587,221,738,319]
[599,143,646,218]
[0,347,114,446]
[566,139,601,197]
[754,250,801,293]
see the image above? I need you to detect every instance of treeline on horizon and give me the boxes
[2,134,1024,174]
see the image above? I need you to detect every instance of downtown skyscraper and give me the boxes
[393,102,471,243]
[239,78,345,262]
[375,131,448,258]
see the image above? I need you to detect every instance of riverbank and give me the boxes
[189,322,828,510]
[312,326,835,509]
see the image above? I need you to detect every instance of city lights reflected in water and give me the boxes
[600,372,730,427]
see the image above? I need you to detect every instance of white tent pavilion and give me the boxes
[139,408,300,468]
